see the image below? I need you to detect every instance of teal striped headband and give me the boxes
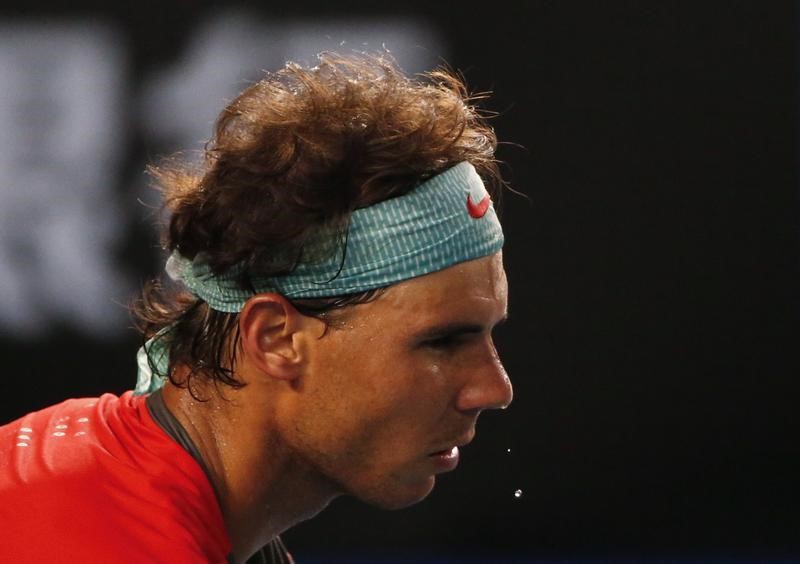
[135,161,503,393]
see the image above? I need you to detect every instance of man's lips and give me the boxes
[428,446,460,471]
[428,431,475,458]
[431,427,475,455]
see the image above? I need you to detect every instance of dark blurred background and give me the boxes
[0,1,797,562]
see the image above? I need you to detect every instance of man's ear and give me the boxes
[238,293,321,381]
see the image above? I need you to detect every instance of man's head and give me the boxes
[134,52,511,508]
[235,252,511,509]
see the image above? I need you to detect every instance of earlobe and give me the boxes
[238,294,313,381]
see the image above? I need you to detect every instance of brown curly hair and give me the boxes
[134,52,502,394]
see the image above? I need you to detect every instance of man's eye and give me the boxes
[424,335,463,349]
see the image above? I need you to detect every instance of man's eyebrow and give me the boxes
[415,314,509,341]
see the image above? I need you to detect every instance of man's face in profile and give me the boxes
[279,252,512,509]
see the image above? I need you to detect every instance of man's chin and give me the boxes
[355,475,437,510]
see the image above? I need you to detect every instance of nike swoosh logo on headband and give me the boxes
[466,194,490,218]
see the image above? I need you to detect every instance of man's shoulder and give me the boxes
[0,392,152,481]
[0,392,232,562]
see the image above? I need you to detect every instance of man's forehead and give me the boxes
[376,253,508,323]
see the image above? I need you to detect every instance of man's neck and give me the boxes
[160,375,339,563]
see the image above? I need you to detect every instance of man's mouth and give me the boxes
[427,430,474,470]
[428,446,460,472]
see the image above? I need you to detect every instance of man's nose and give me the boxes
[455,342,513,413]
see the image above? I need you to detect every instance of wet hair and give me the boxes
[133,51,501,394]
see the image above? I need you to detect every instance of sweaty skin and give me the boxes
[161,251,512,563]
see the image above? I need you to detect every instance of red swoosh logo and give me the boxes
[466,194,490,218]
